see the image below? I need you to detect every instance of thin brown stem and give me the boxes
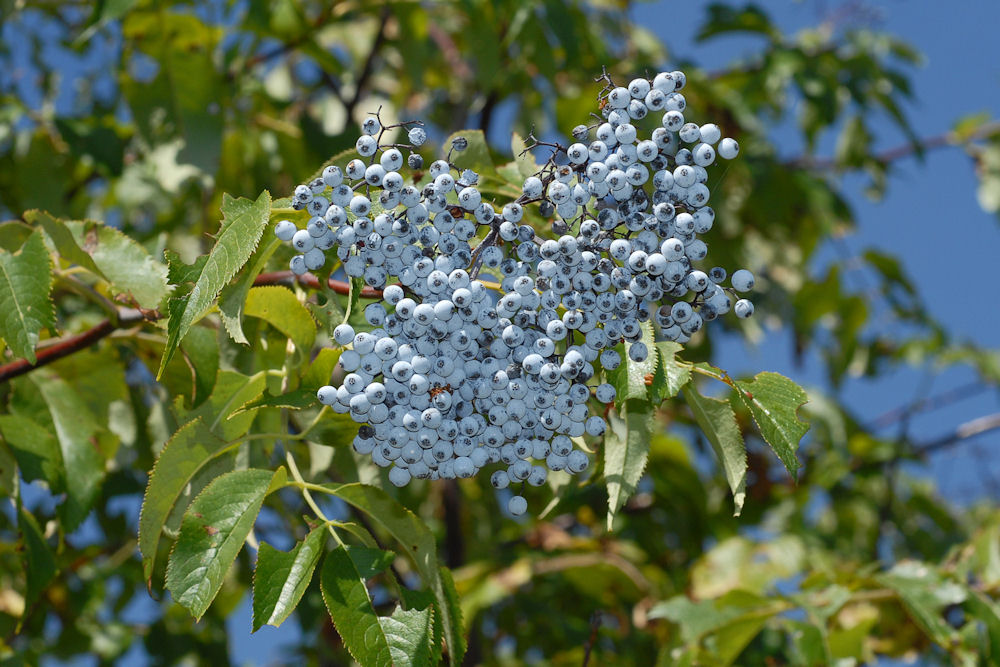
[786,120,1000,170]
[0,273,381,384]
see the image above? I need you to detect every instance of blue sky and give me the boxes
[629,0,1000,505]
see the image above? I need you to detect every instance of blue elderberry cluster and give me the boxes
[275,69,755,516]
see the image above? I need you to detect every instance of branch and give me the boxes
[786,120,1000,170]
[345,6,392,119]
[866,381,994,430]
[0,273,380,384]
[916,412,1000,456]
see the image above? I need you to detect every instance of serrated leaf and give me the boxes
[27,213,169,310]
[734,372,809,480]
[381,606,435,667]
[70,217,168,307]
[139,418,234,582]
[253,527,326,631]
[234,388,317,415]
[685,387,747,516]
[604,400,654,530]
[320,544,394,666]
[321,541,434,667]
[607,322,659,403]
[19,507,56,613]
[166,467,286,620]
[325,483,466,665]
[27,210,102,275]
[650,341,692,403]
[158,190,271,378]
[243,285,316,352]
[219,236,282,344]
[0,231,54,364]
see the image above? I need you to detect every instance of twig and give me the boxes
[0,273,382,384]
[866,381,993,430]
[785,120,1000,170]
[581,611,602,667]
[345,6,392,119]
[916,412,1000,456]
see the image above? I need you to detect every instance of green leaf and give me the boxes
[325,483,466,665]
[734,372,809,480]
[685,387,747,516]
[876,562,966,646]
[607,321,658,403]
[243,285,317,352]
[966,590,1000,661]
[219,236,282,344]
[649,591,779,665]
[158,190,271,378]
[511,131,540,181]
[444,129,493,173]
[18,507,57,613]
[321,544,436,665]
[65,218,170,308]
[0,231,54,364]
[253,527,326,631]
[604,400,654,530]
[139,418,233,582]
[0,414,64,489]
[381,606,436,667]
[649,341,692,403]
[320,544,394,666]
[26,210,102,275]
[28,214,169,310]
[234,388,317,415]
[342,277,362,328]
[165,467,287,620]
[32,373,107,530]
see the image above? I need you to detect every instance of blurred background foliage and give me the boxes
[1,0,1000,664]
